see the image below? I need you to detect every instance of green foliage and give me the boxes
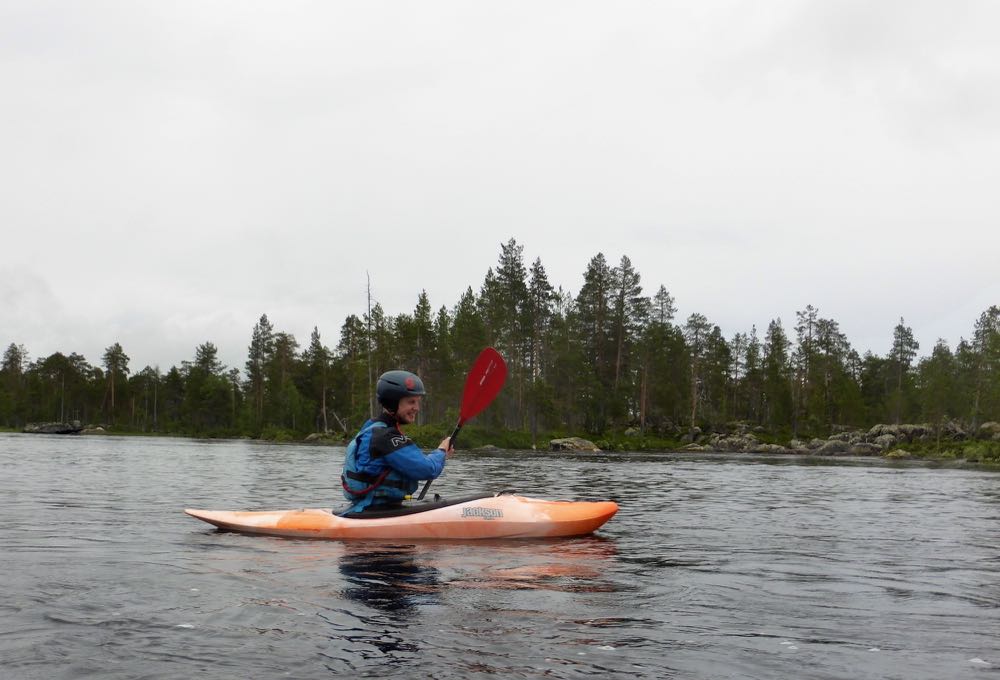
[259,427,299,442]
[2,241,999,463]
[897,439,1000,464]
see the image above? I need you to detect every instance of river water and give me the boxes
[1,433,998,679]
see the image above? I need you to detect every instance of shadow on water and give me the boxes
[335,535,620,604]
[337,543,440,619]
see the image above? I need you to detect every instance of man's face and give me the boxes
[395,395,422,424]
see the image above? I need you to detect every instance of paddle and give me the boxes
[417,347,507,500]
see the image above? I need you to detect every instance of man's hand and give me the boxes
[438,436,454,456]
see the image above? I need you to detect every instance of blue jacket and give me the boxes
[340,414,447,513]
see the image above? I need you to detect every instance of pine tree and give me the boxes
[917,339,959,435]
[762,319,793,432]
[969,306,1000,427]
[609,255,648,425]
[182,342,230,433]
[576,254,615,433]
[525,258,555,444]
[890,317,919,425]
[0,343,28,426]
[268,332,300,431]
[245,314,274,430]
[101,342,130,425]
[412,291,435,384]
[335,314,369,427]
[303,327,330,432]
[793,305,819,432]
[493,239,530,426]
[684,313,712,437]
[743,326,763,423]
[451,287,487,368]
[429,306,455,423]
[729,332,748,422]
[638,285,683,432]
[478,268,503,348]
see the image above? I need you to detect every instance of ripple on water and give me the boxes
[1,436,999,679]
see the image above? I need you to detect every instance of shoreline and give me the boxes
[5,424,999,466]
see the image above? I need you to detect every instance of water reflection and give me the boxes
[6,436,1000,680]
[337,543,440,619]
[444,537,620,593]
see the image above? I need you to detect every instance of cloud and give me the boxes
[1,1,997,372]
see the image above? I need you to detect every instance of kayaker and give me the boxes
[340,370,453,513]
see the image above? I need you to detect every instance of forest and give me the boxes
[2,239,999,453]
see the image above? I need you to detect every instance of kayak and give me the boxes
[185,491,618,540]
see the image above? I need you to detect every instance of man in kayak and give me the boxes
[340,370,453,513]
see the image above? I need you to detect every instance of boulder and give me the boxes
[938,420,967,440]
[23,421,83,434]
[725,421,751,435]
[815,440,850,456]
[624,427,641,437]
[848,442,883,456]
[884,449,912,459]
[706,433,757,452]
[681,443,711,452]
[750,443,791,454]
[899,424,932,440]
[873,434,897,450]
[549,437,601,452]
[829,431,863,444]
[679,425,704,442]
[978,422,1000,438]
[473,444,501,452]
[868,424,900,439]
[80,426,106,435]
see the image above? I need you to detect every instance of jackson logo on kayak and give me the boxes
[461,507,504,520]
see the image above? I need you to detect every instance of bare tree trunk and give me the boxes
[321,382,329,433]
[689,360,699,439]
[640,363,648,431]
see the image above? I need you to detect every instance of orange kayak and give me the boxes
[185,492,618,540]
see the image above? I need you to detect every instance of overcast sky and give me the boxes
[2,1,998,373]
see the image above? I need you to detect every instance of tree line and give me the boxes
[2,239,998,443]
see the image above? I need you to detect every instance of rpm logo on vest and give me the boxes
[461,506,504,520]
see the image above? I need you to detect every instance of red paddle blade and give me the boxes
[459,347,507,423]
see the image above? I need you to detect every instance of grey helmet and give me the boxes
[376,370,426,410]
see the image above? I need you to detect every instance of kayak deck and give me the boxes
[185,492,618,540]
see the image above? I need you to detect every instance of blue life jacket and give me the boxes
[340,419,419,513]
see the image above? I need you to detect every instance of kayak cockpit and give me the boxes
[338,492,496,519]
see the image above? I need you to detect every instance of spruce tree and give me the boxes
[245,314,274,430]
[890,317,919,425]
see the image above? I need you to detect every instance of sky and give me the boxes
[2,0,999,373]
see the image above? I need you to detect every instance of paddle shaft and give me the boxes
[414,347,507,502]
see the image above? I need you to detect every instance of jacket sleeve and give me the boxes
[371,428,447,480]
[384,444,446,480]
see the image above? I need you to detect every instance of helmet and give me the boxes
[376,370,426,410]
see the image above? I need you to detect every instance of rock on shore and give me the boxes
[685,419,979,457]
[23,421,84,434]
[550,437,601,452]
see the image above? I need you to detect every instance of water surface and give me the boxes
[2,433,998,679]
